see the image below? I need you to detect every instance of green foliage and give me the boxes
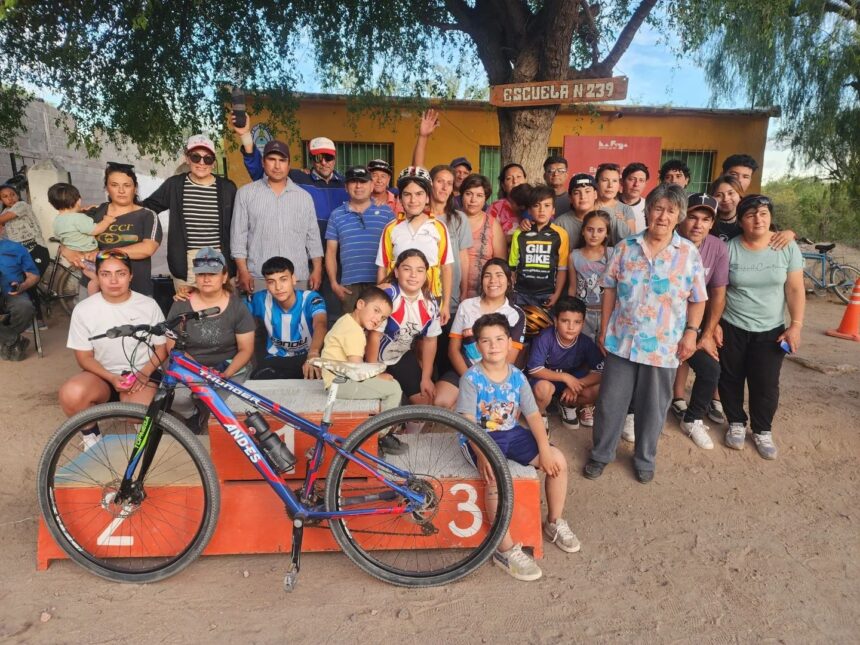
[0,84,30,148]
[764,175,860,246]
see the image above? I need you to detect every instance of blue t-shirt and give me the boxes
[247,289,327,358]
[326,201,394,284]
[526,326,605,379]
[455,364,539,432]
[0,239,39,296]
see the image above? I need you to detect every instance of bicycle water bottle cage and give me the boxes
[308,358,386,382]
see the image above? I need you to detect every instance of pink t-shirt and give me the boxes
[488,199,519,235]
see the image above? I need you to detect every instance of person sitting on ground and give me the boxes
[488,163,528,239]
[659,159,691,189]
[60,250,167,450]
[0,219,39,361]
[247,256,327,380]
[48,182,116,295]
[555,173,631,247]
[527,296,604,431]
[595,163,636,233]
[509,185,569,308]
[456,312,579,582]
[167,247,256,432]
[567,210,613,341]
[326,166,394,312]
[461,173,506,299]
[670,194,730,449]
[721,153,759,193]
[320,285,402,411]
[434,258,526,409]
[619,162,650,232]
[376,166,454,324]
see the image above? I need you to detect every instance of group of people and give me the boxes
[1,109,805,583]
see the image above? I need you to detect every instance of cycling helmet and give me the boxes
[396,166,432,193]
[521,305,553,337]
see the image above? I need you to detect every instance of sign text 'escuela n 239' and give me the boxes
[489,77,628,107]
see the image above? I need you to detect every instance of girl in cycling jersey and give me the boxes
[366,249,441,409]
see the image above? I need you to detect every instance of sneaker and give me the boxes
[707,399,726,424]
[81,429,102,452]
[752,431,778,460]
[670,398,688,420]
[540,414,549,435]
[621,414,635,443]
[543,518,581,553]
[579,405,594,427]
[378,433,407,455]
[37,318,48,331]
[680,419,714,449]
[558,404,579,429]
[7,336,29,361]
[493,544,542,581]
[725,423,746,450]
[0,341,11,361]
[583,459,606,480]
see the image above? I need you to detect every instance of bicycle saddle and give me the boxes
[815,243,835,253]
[308,358,386,382]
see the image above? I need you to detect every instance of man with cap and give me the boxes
[0,219,38,361]
[367,159,400,212]
[670,193,729,449]
[230,140,324,295]
[544,155,572,217]
[554,173,631,249]
[326,166,395,312]
[143,134,238,291]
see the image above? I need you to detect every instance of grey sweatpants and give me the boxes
[0,294,34,346]
[591,352,676,472]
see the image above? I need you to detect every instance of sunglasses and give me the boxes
[193,257,225,269]
[95,249,132,268]
[188,152,216,165]
[313,154,335,163]
[739,196,773,216]
[106,162,135,172]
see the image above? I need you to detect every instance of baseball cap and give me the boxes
[192,247,227,274]
[309,137,336,156]
[345,166,372,183]
[262,140,290,159]
[686,193,718,215]
[568,173,597,192]
[366,159,392,176]
[185,134,216,156]
[450,157,472,171]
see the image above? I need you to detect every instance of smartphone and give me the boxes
[779,340,792,354]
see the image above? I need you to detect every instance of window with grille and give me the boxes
[479,146,565,196]
[301,141,394,178]
[659,149,716,193]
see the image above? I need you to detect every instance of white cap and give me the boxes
[185,134,216,156]
[308,137,336,156]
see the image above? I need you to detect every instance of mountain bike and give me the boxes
[37,308,513,589]
[800,237,860,304]
[36,238,83,318]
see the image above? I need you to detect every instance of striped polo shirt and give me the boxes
[325,201,394,284]
[182,176,220,248]
[230,177,324,281]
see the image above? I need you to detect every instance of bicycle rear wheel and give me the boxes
[325,406,513,587]
[37,403,220,583]
[830,264,860,303]
[56,265,82,315]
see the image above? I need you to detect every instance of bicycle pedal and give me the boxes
[283,567,299,592]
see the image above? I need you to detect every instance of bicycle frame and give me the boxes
[802,250,829,287]
[121,349,426,522]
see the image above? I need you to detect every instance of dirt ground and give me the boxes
[1,295,858,644]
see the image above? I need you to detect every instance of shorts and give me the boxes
[463,425,539,467]
[514,290,553,308]
[386,349,423,398]
[438,370,460,387]
[528,368,589,397]
[251,355,307,380]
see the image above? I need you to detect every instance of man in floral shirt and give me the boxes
[584,183,708,484]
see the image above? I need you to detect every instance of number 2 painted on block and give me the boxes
[97,516,133,547]
[448,483,483,538]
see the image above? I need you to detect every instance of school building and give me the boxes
[224,93,778,195]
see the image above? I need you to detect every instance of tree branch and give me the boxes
[578,0,600,66]
[443,0,477,34]
[587,0,659,77]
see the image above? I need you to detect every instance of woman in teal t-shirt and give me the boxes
[718,194,805,460]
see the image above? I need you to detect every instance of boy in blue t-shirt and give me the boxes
[247,256,328,380]
[527,296,604,430]
[456,312,579,582]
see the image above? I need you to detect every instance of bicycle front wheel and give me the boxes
[326,406,513,587]
[830,264,860,303]
[37,403,220,583]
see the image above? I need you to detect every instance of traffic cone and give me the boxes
[825,278,860,342]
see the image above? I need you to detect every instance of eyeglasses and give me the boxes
[547,168,568,175]
[188,152,216,165]
[313,154,335,163]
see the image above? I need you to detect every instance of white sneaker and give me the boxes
[493,544,542,581]
[621,414,635,443]
[81,431,102,452]
[543,518,581,553]
[579,405,594,427]
[680,419,714,449]
[752,431,778,460]
[725,423,746,450]
[541,414,549,434]
[559,405,579,429]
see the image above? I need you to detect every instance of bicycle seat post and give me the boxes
[322,377,345,425]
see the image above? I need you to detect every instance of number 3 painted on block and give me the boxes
[448,483,483,538]
[97,516,133,547]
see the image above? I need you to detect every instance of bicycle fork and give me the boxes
[284,519,304,592]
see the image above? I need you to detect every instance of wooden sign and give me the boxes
[489,76,628,107]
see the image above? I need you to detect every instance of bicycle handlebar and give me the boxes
[88,306,221,341]
[800,237,814,245]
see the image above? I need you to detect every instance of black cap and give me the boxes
[262,140,290,159]
[686,193,718,215]
[366,159,392,176]
[345,166,372,183]
[450,156,472,171]
[568,173,597,192]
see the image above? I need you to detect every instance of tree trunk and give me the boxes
[498,106,560,186]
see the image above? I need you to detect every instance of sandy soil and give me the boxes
[1,295,858,644]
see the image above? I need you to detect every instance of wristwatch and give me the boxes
[684,325,701,334]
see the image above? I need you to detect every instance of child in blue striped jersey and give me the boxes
[247,256,328,380]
